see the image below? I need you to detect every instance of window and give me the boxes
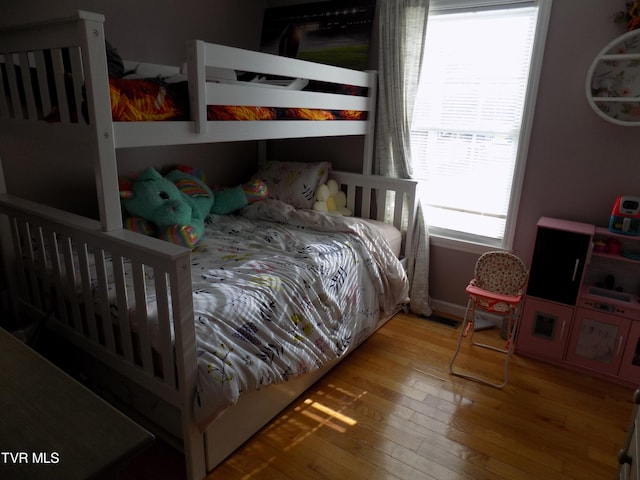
[410,0,552,250]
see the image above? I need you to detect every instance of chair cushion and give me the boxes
[474,251,528,296]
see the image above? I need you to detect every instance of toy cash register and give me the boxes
[609,195,640,235]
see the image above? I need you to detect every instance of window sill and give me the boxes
[428,233,504,255]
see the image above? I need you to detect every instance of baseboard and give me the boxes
[429,298,466,320]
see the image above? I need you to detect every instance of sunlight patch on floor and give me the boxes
[302,398,357,427]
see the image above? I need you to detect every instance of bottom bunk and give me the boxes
[0,171,416,480]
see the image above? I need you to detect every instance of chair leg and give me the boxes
[463,306,474,337]
[448,299,473,376]
[498,313,521,387]
[449,307,520,389]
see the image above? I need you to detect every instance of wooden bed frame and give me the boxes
[0,11,416,480]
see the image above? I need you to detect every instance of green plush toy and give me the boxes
[119,166,267,248]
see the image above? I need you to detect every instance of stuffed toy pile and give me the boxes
[312,179,352,216]
[119,166,267,248]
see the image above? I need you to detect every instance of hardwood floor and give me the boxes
[125,311,635,479]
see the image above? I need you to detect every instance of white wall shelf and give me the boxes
[586,29,640,126]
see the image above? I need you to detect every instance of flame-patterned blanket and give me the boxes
[189,200,409,430]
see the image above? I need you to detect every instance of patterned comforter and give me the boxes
[189,200,409,430]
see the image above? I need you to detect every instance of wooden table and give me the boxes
[0,327,154,479]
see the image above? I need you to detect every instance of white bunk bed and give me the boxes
[0,11,416,480]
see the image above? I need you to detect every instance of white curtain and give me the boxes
[375,0,432,316]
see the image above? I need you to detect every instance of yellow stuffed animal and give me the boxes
[313,179,352,216]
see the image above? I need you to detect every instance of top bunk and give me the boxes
[0,10,377,149]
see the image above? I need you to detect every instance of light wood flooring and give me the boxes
[126,311,636,479]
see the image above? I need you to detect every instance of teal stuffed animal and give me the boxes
[119,167,267,248]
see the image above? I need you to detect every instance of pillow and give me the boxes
[251,160,330,209]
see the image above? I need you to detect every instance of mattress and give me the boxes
[361,218,403,258]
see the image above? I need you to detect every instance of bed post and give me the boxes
[187,40,207,135]
[76,11,122,232]
[362,70,378,175]
[168,253,207,480]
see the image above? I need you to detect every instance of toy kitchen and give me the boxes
[516,202,640,387]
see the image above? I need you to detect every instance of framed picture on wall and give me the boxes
[260,0,376,71]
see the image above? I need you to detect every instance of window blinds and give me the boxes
[410,4,538,244]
